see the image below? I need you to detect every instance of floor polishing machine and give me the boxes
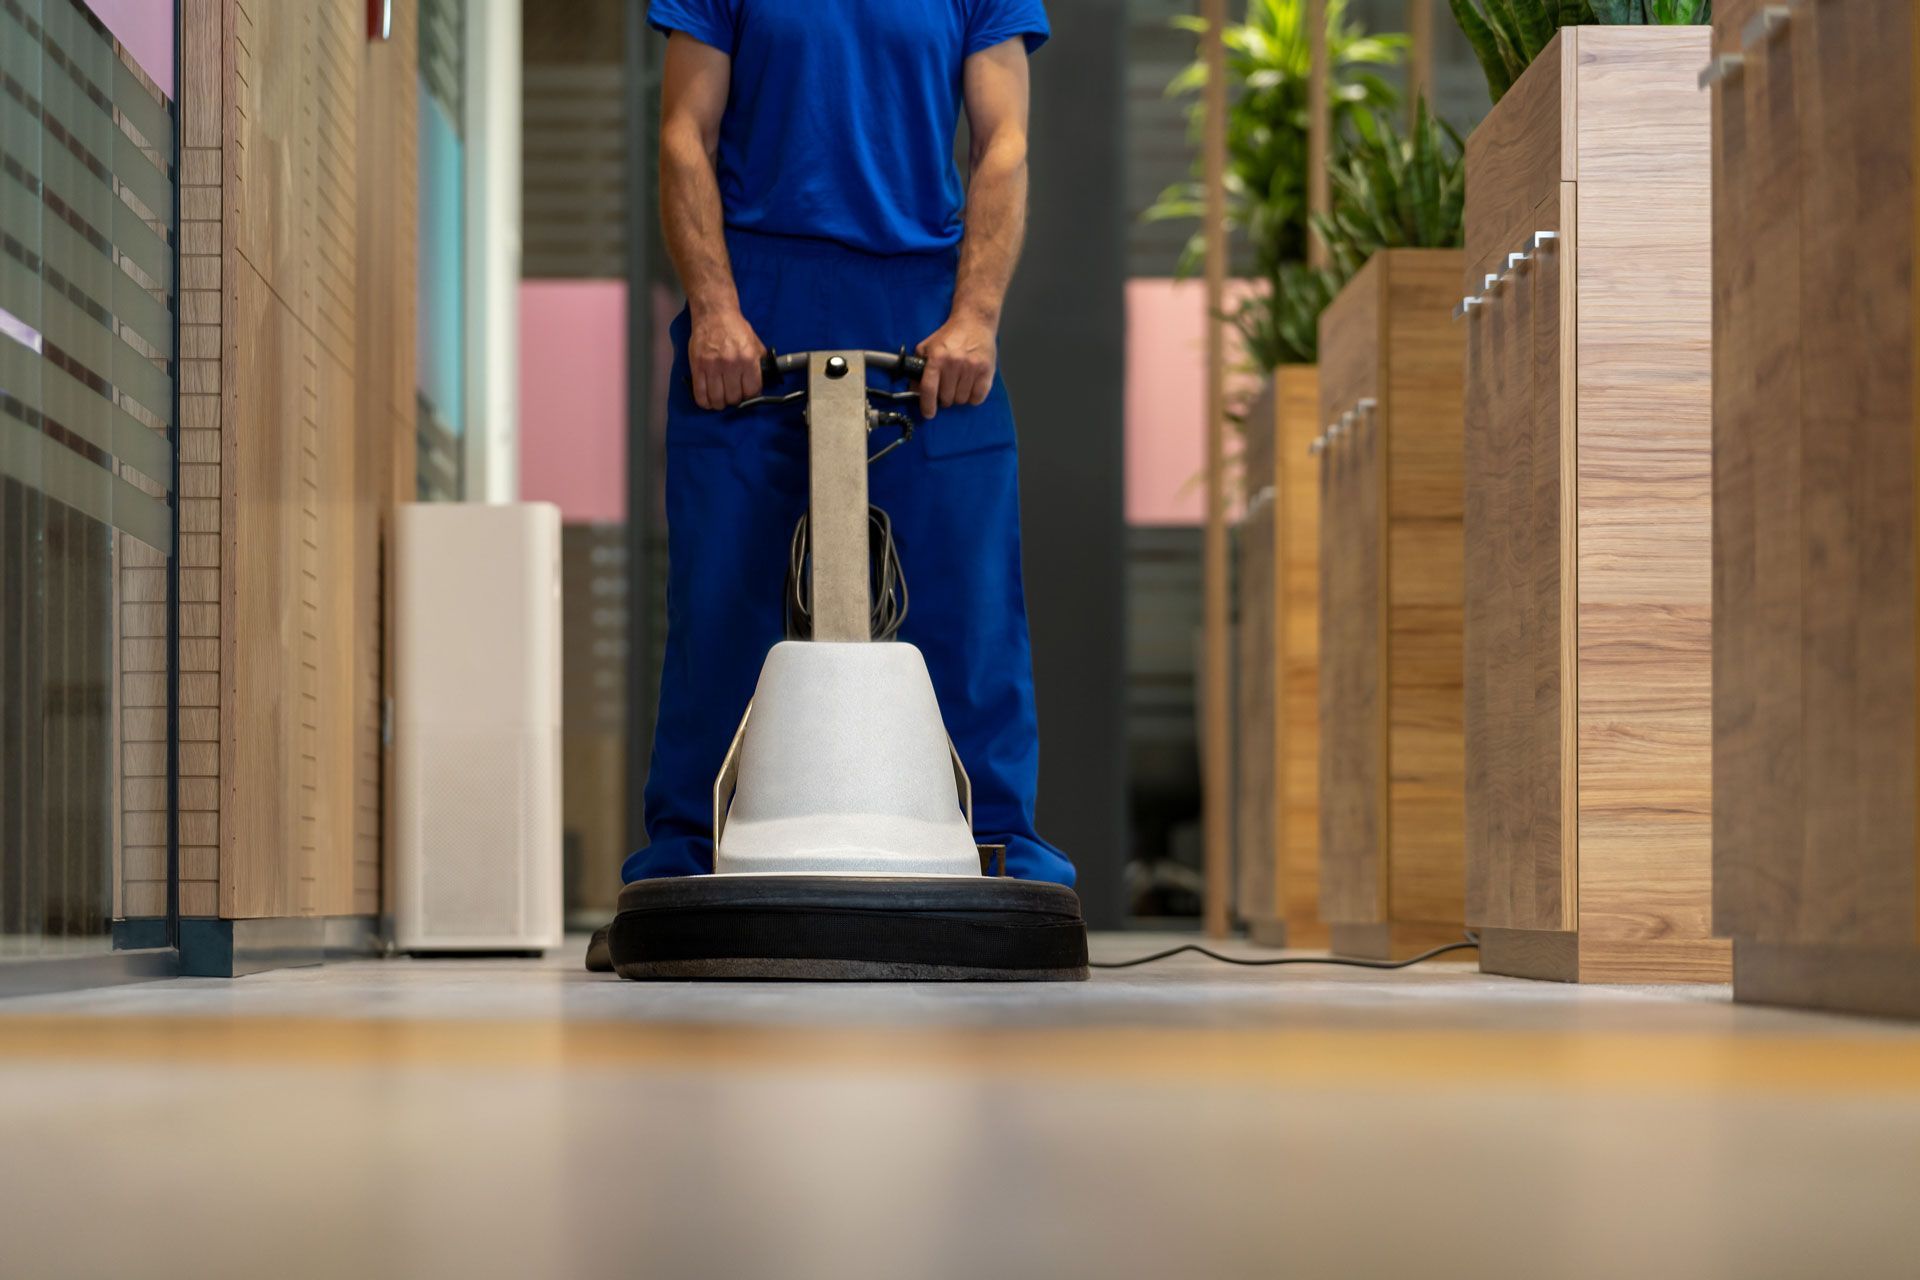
[588,349,1090,980]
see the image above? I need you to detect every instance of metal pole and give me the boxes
[624,0,657,856]
[1407,0,1433,120]
[1308,0,1329,269]
[1201,0,1231,940]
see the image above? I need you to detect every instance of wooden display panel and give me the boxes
[179,0,417,921]
[1234,368,1326,947]
[1462,28,1729,982]
[1710,0,1920,1017]
[1316,251,1467,960]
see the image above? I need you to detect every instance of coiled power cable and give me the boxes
[784,505,909,641]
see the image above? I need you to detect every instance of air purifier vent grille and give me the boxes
[418,731,534,940]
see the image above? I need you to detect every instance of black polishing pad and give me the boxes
[604,874,1089,981]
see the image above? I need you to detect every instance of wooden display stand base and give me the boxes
[1478,929,1730,985]
[1732,944,1920,1022]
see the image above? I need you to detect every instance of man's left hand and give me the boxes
[915,316,998,419]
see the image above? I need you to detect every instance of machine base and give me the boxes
[590,874,1089,982]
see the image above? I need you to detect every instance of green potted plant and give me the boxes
[1449,0,1713,102]
[1149,0,1405,369]
[1242,98,1466,367]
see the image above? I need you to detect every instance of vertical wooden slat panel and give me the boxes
[179,0,414,920]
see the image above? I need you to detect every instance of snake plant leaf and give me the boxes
[1508,0,1558,53]
[1588,0,1638,21]
[1447,0,1516,100]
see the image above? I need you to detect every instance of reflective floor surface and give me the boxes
[1,935,1917,1279]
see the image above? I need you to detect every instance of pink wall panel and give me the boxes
[521,277,1259,528]
[518,280,628,523]
[88,0,175,97]
[1123,278,1260,526]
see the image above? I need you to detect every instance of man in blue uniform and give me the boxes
[626,0,1076,887]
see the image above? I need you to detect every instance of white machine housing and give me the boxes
[714,640,978,876]
[391,502,564,952]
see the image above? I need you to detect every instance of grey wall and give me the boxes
[1004,0,1130,927]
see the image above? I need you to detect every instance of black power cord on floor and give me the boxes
[1090,933,1479,970]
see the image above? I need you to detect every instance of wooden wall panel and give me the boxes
[222,255,307,917]
[178,0,417,921]
[168,0,229,918]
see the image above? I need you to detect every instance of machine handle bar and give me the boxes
[759,349,928,383]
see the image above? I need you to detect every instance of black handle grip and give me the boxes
[759,351,808,383]
[757,349,925,383]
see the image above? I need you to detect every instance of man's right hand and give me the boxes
[689,305,767,410]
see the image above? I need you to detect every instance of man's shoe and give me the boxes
[584,924,614,972]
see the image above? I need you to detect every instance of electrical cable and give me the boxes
[1090,933,1479,970]
[785,505,909,641]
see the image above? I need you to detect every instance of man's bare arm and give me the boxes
[916,39,1031,419]
[659,32,764,409]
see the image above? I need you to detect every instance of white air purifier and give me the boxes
[391,502,564,954]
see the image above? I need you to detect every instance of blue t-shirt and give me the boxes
[648,0,1049,256]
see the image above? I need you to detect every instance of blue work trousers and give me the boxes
[623,228,1075,887]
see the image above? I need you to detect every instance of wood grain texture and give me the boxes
[1276,368,1326,946]
[1477,926,1577,983]
[1465,28,1724,982]
[1788,0,1916,948]
[1318,262,1383,925]
[1572,28,1716,962]
[182,0,416,920]
[165,0,228,915]
[1237,372,1327,947]
[1734,941,1920,1021]
[1464,196,1566,937]
[1318,253,1466,951]
[1709,0,1919,1016]
[1462,34,1566,286]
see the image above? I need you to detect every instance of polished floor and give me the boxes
[2,935,1917,1279]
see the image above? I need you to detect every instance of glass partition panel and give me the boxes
[0,0,177,961]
